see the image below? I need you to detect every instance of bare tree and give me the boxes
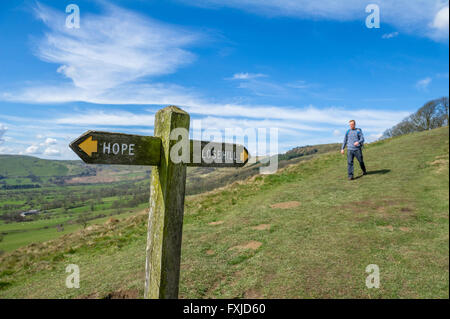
[382,97,449,139]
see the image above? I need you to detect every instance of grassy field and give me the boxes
[0,127,448,298]
[0,179,150,252]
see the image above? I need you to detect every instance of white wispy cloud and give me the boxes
[382,31,399,39]
[55,110,155,126]
[19,135,64,157]
[183,0,449,41]
[226,75,316,97]
[229,72,267,80]
[181,103,410,129]
[13,2,201,99]
[24,144,41,155]
[44,137,57,145]
[430,6,449,40]
[0,103,410,158]
[416,77,432,91]
[286,81,315,90]
[43,147,61,156]
[333,129,341,136]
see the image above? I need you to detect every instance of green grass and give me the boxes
[0,155,69,177]
[0,203,148,252]
[0,127,448,299]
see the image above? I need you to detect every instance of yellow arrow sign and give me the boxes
[240,148,249,163]
[79,136,98,157]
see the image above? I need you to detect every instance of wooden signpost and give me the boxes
[69,105,249,299]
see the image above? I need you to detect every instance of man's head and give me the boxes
[349,120,356,130]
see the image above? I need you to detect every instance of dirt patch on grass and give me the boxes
[206,250,215,256]
[270,201,300,209]
[79,292,102,299]
[340,198,416,221]
[105,218,119,225]
[208,221,224,226]
[230,241,262,251]
[104,289,141,299]
[431,155,449,173]
[0,211,148,273]
[79,290,140,299]
[378,225,394,231]
[252,224,271,231]
[399,227,411,232]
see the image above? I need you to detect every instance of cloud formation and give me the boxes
[382,32,399,39]
[32,2,200,92]
[25,144,41,155]
[0,3,421,158]
[44,137,57,145]
[431,6,449,39]
[416,77,432,91]
[185,0,449,41]
[20,135,61,157]
[230,73,267,80]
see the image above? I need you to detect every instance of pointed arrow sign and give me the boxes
[70,131,162,166]
[187,140,250,168]
[70,132,250,168]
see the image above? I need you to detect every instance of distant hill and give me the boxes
[0,155,76,177]
[1,127,447,298]
[0,155,148,189]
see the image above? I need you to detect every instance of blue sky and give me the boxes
[0,0,448,160]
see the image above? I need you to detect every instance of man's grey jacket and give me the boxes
[341,128,365,151]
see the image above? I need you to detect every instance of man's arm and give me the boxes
[341,133,347,150]
[341,132,347,154]
[357,129,365,145]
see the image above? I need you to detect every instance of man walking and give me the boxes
[340,120,367,180]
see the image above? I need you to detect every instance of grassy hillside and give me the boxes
[0,127,448,298]
[0,155,73,177]
[0,144,339,191]
[0,144,337,252]
[0,155,149,188]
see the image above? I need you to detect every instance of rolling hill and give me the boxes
[0,127,448,298]
[0,143,340,253]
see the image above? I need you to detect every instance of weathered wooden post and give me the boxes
[144,106,190,299]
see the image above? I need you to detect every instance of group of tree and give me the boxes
[382,97,449,139]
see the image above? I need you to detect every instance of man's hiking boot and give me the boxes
[348,176,353,181]
[363,171,368,176]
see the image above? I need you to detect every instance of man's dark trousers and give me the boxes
[347,148,366,178]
